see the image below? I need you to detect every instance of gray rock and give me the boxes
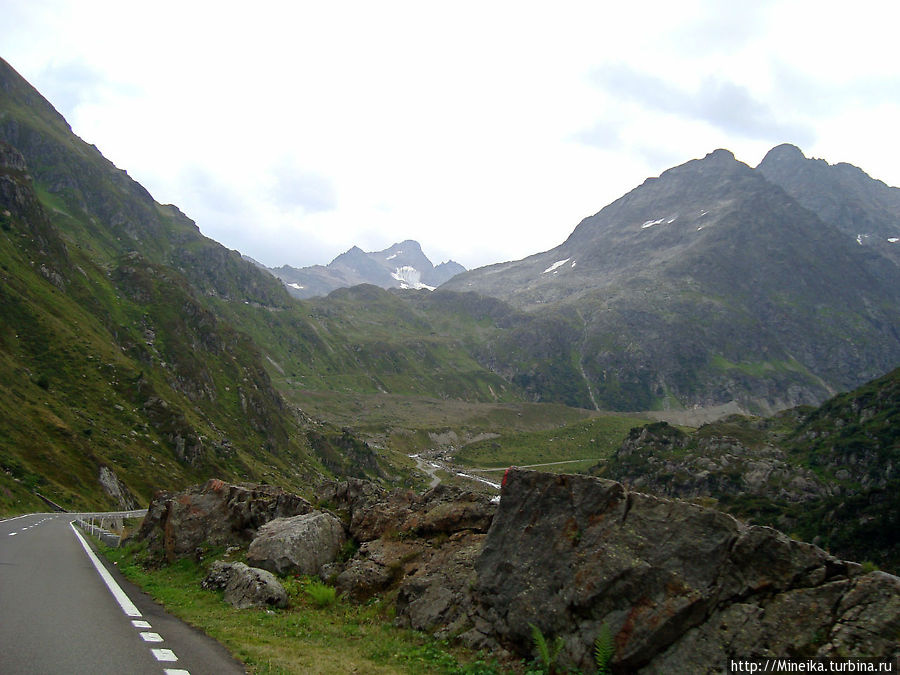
[247,510,346,577]
[202,561,288,610]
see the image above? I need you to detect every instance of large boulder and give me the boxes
[247,511,346,577]
[202,560,288,610]
[136,479,313,560]
[472,469,900,673]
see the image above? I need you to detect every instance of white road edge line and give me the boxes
[69,521,142,617]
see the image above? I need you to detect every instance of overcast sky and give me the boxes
[3,1,900,270]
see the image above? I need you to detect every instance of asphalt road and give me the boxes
[0,512,247,674]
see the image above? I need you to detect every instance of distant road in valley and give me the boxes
[0,512,246,674]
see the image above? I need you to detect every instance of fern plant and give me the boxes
[529,622,565,674]
[594,622,614,674]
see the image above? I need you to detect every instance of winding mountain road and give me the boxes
[0,512,246,674]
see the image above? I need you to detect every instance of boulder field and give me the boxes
[135,470,900,672]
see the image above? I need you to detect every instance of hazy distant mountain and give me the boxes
[270,240,465,298]
[441,148,900,412]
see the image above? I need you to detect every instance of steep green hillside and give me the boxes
[0,141,327,512]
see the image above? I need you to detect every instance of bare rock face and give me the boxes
[473,469,900,673]
[202,560,288,610]
[136,479,313,560]
[247,511,346,577]
[98,465,138,510]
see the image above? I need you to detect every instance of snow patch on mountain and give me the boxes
[889,237,898,243]
[542,259,571,274]
[391,266,436,291]
[288,282,304,290]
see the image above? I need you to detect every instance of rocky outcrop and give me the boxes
[137,479,313,561]
[155,473,898,672]
[317,479,494,542]
[247,511,346,577]
[607,421,831,504]
[98,465,139,510]
[472,469,900,672]
[202,561,288,610]
[317,479,494,632]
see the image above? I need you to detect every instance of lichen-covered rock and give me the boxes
[247,510,346,577]
[334,539,423,600]
[394,531,485,639]
[202,560,288,610]
[136,479,313,560]
[474,469,900,673]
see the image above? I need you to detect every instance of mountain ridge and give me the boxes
[440,146,900,413]
[269,239,465,299]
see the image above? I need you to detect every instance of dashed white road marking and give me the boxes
[8,532,16,536]
[164,670,191,675]
[132,620,152,629]
[140,632,164,642]
[152,648,179,662]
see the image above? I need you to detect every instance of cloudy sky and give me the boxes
[3,1,900,270]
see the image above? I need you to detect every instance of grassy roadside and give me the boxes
[99,542,506,675]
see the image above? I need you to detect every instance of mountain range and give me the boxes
[2,53,900,515]
[442,146,900,412]
[268,240,465,299]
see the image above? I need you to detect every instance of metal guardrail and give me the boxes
[70,510,148,548]
[67,509,148,519]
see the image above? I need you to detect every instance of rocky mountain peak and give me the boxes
[760,142,806,164]
[705,147,737,162]
[269,240,466,298]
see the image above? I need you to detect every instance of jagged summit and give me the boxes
[270,240,466,299]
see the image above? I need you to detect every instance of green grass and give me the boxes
[455,413,649,469]
[100,542,504,674]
